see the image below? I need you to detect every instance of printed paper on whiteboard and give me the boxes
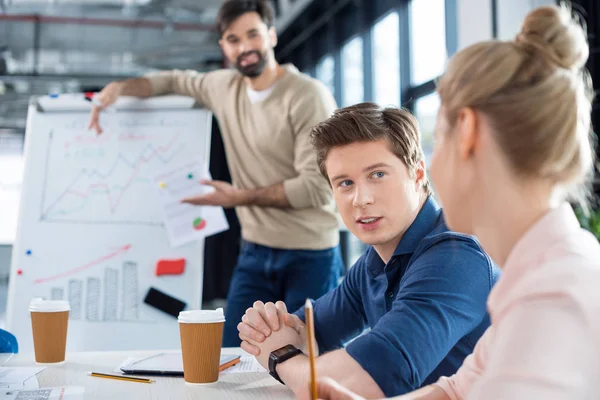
[154,161,229,247]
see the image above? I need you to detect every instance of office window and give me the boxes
[341,36,364,107]
[0,132,24,244]
[410,0,446,85]
[414,92,440,162]
[304,65,316,78]
[316,55,335,98]
[373,11,400,106]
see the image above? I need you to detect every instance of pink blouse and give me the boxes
[436,203,600,400]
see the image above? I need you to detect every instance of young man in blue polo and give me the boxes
[236,103,500,398]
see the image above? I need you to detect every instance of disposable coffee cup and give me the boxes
[178,308,225,385]
[29,298,70,364]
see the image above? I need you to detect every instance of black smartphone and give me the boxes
[143,287,186,318]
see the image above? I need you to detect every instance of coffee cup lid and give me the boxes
[178,308,225,323]
[29,298,70,312]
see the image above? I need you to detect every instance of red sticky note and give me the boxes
[156,259,186,276]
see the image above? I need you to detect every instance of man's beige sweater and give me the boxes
[147,64,339,249]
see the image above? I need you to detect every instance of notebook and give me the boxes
[120,352,240,376]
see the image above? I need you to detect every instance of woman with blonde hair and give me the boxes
[316,4,600,400]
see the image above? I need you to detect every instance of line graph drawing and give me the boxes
[44,135,181,216]
[40,129,191,225]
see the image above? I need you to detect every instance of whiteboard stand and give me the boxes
[7,94,212,352]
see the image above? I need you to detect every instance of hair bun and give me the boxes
[515,5,589,70]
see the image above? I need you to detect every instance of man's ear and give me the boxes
[269,26,278,48]
[414,159,426,191]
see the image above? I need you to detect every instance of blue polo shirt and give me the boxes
[295,197,500,396]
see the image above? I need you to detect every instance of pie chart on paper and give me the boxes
[192,217,206,231]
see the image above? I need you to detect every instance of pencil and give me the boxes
[87,372,155,384]
[219,356,241,372]
[305,298,318,400]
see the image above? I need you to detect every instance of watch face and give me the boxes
[273,344,295,358]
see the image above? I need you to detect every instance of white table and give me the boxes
[5,348,295,399]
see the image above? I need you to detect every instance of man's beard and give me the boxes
[234,50,268,78]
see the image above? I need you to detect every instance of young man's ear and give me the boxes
[414,159,426,191]
[269,26,278,48]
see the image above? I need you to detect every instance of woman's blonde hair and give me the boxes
[437,4,595,205]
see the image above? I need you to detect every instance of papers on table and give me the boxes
[0,367,45,390]
[154,161,229,247]
[221,356,266,374]
[116,354,265,375]
[1,386,84,399]
[0,354,15,367]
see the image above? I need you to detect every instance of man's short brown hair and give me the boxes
[216,0,275,37]
[310,102,432,196]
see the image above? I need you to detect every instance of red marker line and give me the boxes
[34,244,132,284]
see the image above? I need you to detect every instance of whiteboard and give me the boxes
[7,94,212,352]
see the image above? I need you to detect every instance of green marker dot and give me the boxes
[188,173,194,179]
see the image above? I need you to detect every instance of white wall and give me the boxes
[497,0,556,40]
[457,0,556,50]
[457,0,493,50]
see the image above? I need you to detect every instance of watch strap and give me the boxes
[268,345,303,384]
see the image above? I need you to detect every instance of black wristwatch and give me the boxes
[268,344,303,384]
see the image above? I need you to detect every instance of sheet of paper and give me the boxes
[154,161,229,247]
[0,375,40,391]
[1,386,84,400]
[220,356,266,374]
[20,376,39,391]
[0,367,45,387]
[0,354,15,367]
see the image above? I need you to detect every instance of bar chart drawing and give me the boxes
[86,277,100,321]
[103,268,118,321]
[69,279,83,320]
[121,262,139,321]
[50,287,64,300]
[52,261,140,323]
